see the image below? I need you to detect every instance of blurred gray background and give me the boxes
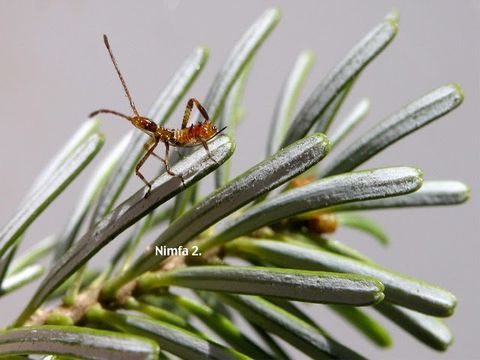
[0,1,478,359]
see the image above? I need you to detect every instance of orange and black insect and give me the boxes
[90,35,225,195]
[288,176,337,234]
[307,213,337,234]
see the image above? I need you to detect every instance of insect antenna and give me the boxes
[103,34,140,117]
[89,108,131,121]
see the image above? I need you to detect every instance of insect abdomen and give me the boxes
[172,121,217,146]
[172,127,197,145]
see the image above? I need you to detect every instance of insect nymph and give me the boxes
[90,35,224,195]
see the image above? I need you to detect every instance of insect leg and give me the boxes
[181,98,210,129]
[144,141,166,163]
[163,142,185,186]
[136,138,160,197]
[200,139,219,165]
